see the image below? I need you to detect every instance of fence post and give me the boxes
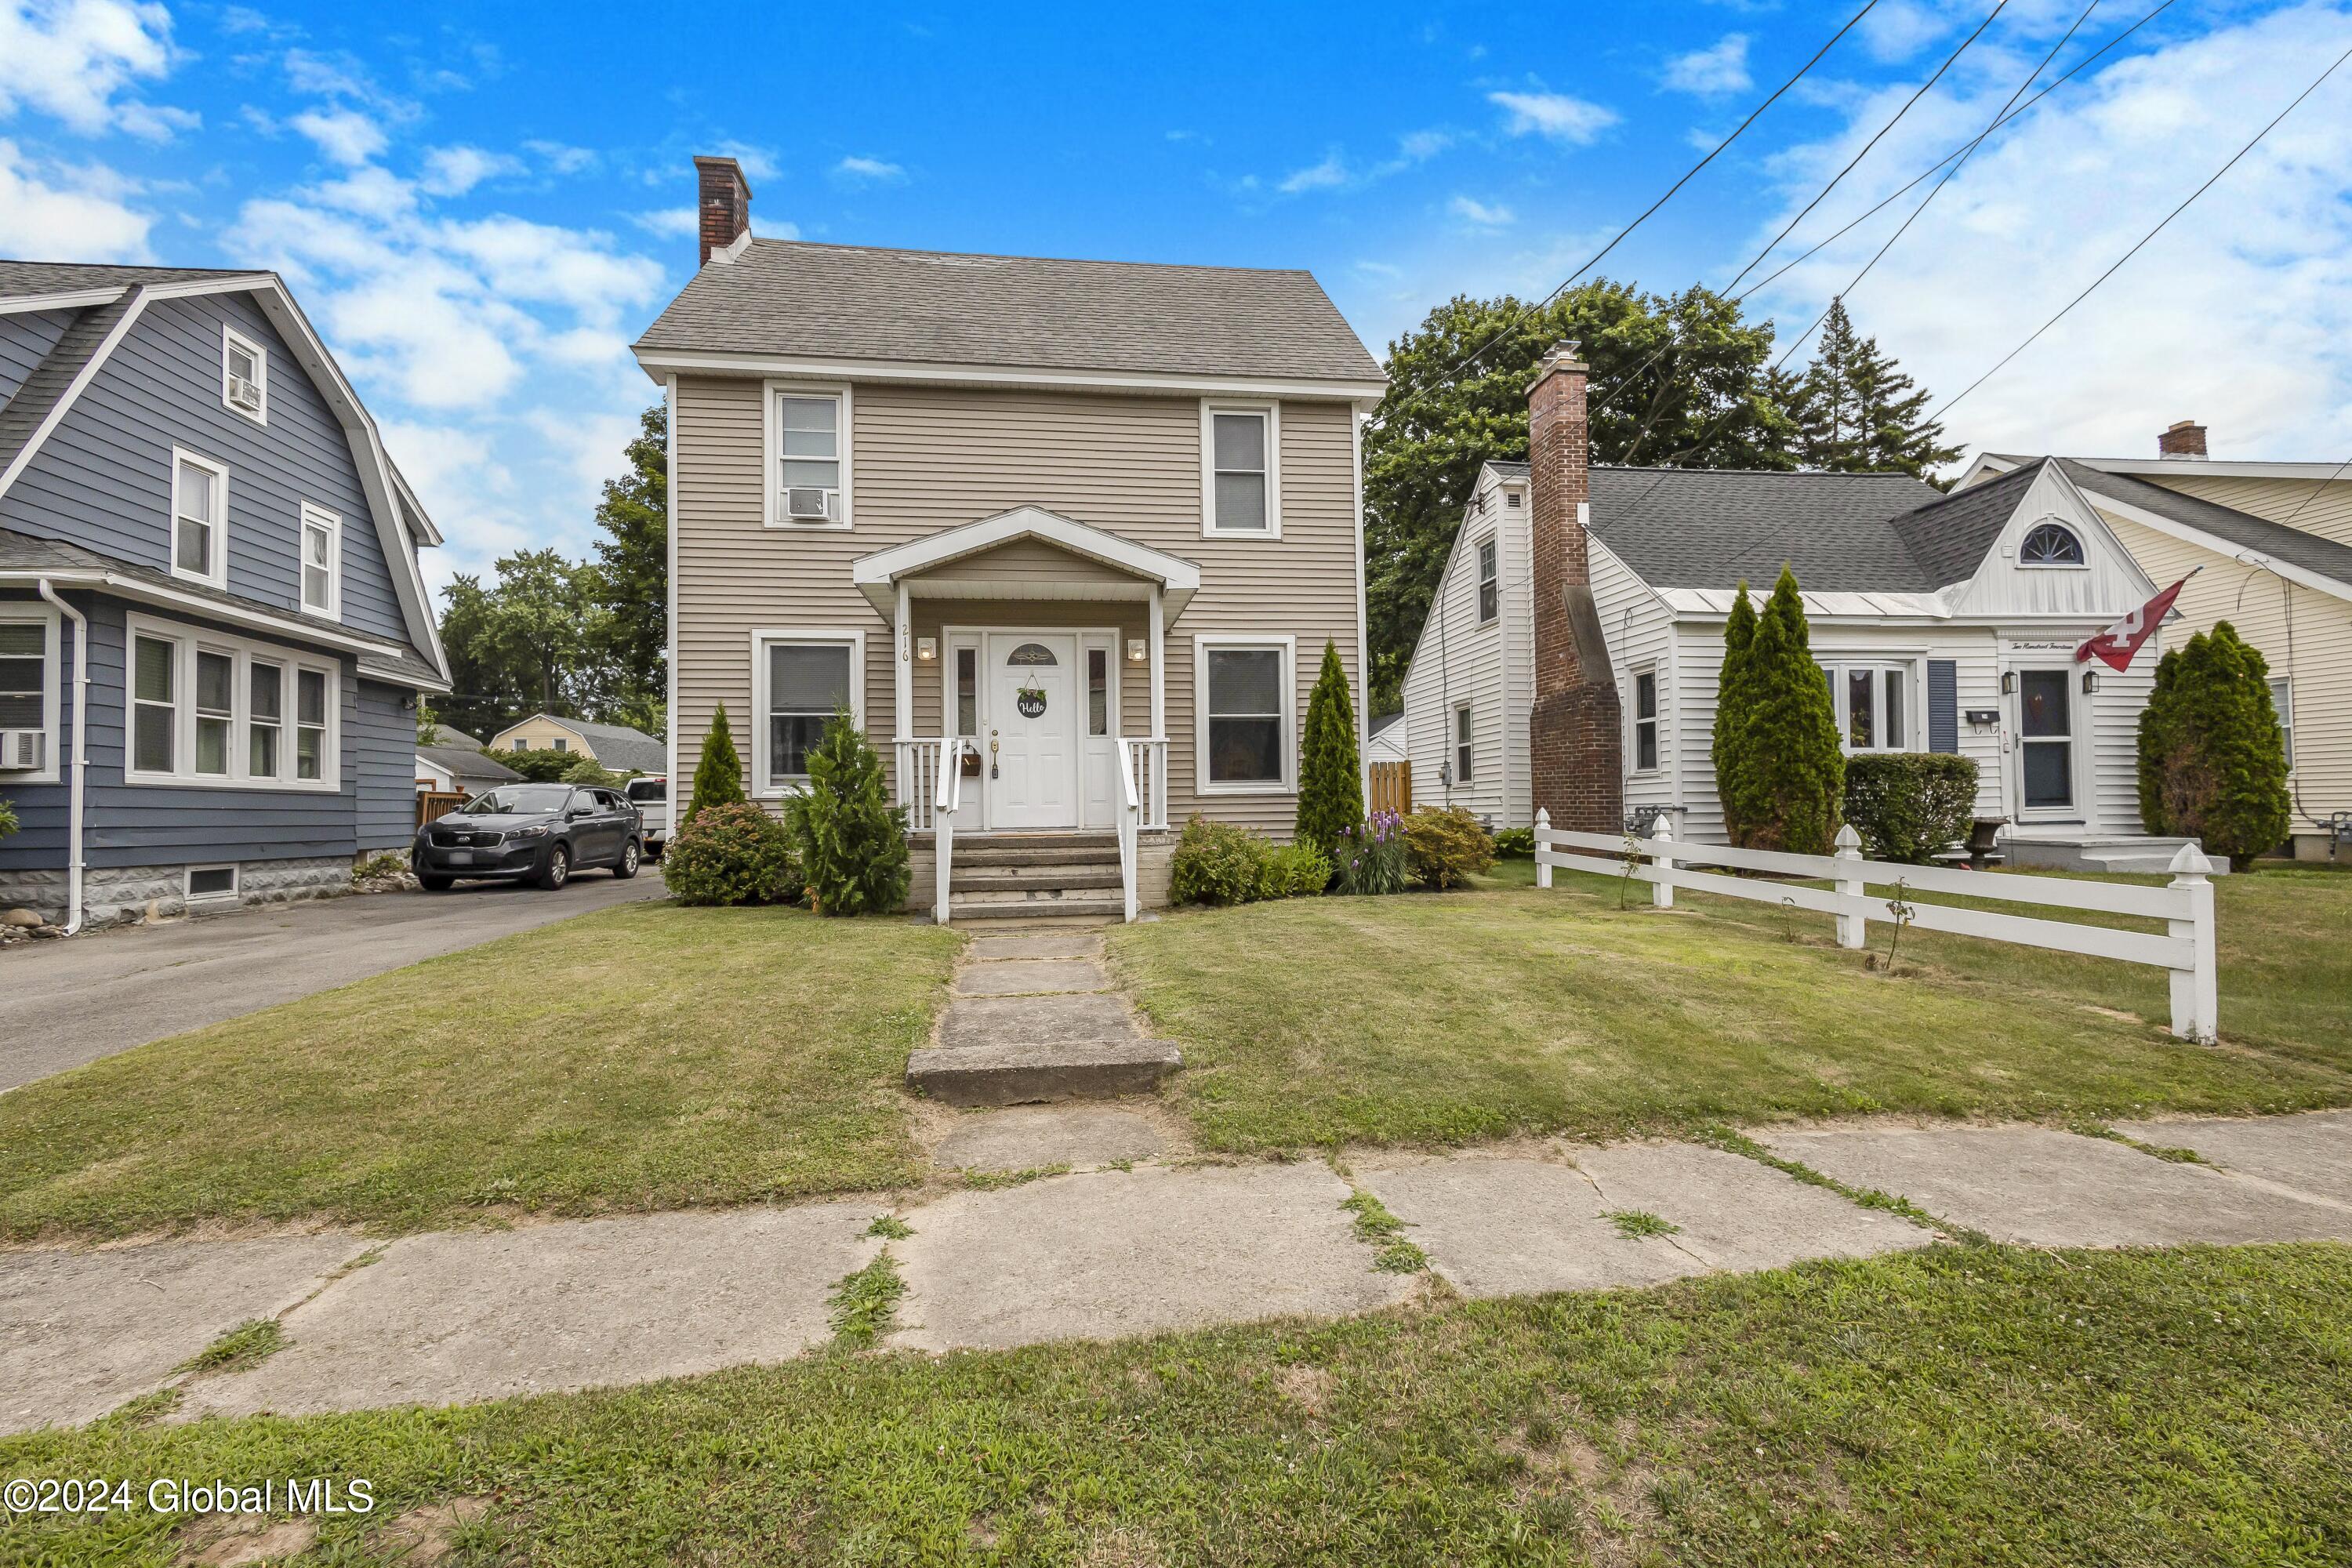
[2166,843,2219,1044]
[1832,824,1867,949]
[1534,808,1552,890]
[1650,814,1675,909]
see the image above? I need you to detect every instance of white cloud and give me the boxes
[419,143,525,197]
[710,140,777,181]
[290,105,386,165]
[833,154,905,183]
[630,206,698,238]
[1396,128,1454,163]
[1855,0,1953,63]
[1449,194,1515,227]
[1747,1,2352,466]
[0,136,150,256]
[1278,151,1348,193]
[524,138,597,176]
[0,0,185,138]
[1489,89,1620,145]
[1664,34,1752,96]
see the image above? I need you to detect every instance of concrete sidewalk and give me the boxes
[3,1110,2347,1433]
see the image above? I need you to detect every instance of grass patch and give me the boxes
[4,1244,2349,1563]
[176,1318,283,1376]
[827,1252,907,1348]
[1340,1189,1428,1273]
[1605,1209,1679,1240]
[1109,867,2352,1156]
[862,1213,914,1240]
[0,903,959,1242]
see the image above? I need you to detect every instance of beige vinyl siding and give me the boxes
[670,376,1362,835]
[2097,504,2352,845]
[491,716,590,758]
[2144,472,2352,549]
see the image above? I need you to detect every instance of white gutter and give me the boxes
[34,579,86,935]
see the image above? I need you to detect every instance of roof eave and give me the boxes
[630,344,1385,403]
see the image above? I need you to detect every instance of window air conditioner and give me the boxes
[0,730,45,770]
[784,487,833,522]
[228,375,261,411]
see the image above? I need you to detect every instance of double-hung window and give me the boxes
[1820,662,1910,753]
[1454,703,1474,784]
[1196,637,1292,791]
[757,632,860,790]
[1476,539,1498,624]
[222,325,267,423]
[0,611,56,779]
[299,506,339,617]
[1202,403,1279,536]
[768,387,849,527]
[2271,677,2294,771]
[1632,670,1660,772]
[172,450,229,589]
[125,615,338,789]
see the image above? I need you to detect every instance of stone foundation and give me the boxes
[0,855,361,927]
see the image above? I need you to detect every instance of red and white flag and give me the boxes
[2076,577,2190,671]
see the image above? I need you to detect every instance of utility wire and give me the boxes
[1932,42,2352,418]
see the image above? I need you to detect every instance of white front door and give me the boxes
[987,633,1080,829]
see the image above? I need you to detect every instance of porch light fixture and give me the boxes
[2082,669,2100,695]
[2001,671,2017,695]
[1127,638,1147,662]
[915,637,938,662]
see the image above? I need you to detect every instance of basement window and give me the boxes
[185,865,238,902]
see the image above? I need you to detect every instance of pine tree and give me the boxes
[1721,567,1844,855]
[2136,623,2290,869]
[687,705,746,826]
[788,708,911,916]
[1709,583,1759,844]
[1794,299,1964,477]
[1295,640,1363,859]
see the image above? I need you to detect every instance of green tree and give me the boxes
[1709,583,1759,845]
[1364,281,1802,711]
[1294,640,1363,859]
[591,404,669,716]
[2136,623,2291,870]
[1720,568,1844,855]
[688,705,746,826]
[434,550,618,739]
[416,697,443,746]
[433,574,531,741]
[788,709,910,916]
[0,797,17,842]
[1792,299,1963,477]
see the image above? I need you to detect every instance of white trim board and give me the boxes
[851,505,1201,619]
[632,346,1386,404]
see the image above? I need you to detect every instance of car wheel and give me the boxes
[419,875,455,892]
[613,838,641,880]
[539,843,571,891]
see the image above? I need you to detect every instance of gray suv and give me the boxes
[412,783,644,891]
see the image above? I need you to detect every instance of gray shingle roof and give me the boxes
[419,745,520,786]
[0,260,256,299]
[1891,461,2045,588]
[0,297,130,474]
[1579,466,1953,592]
[2052,458,2352,586]
[526,715,665,773]
[633,239,1384,384]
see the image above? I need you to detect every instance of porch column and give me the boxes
[894,579,913,808]
[1149,584,1166,738]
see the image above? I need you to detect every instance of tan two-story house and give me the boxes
[630,157,1385,919]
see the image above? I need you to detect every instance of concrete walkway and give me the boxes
[0,870,662,1092]
[904,927,1181,1104]
[3,1110,2347,1433]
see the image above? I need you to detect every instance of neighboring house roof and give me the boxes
[2049,457,2352,590]
[633,239,1385,387]
[0,261,255,297]
[1368,710,1401,736]
[1575,465,1950,593]
[419,745,520,786]
[495,713,666,774]
[426,724,482,748]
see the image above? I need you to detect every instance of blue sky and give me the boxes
[2,0,2348,590]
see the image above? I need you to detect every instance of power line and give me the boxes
[1932,42,2352,418]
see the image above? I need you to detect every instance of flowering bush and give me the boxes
[1333,811,1409,895]
[1403,806,1496,889]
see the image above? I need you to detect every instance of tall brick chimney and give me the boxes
[2158,419,2208,459]
[1526,342,1624,833]
[694,155,752,266]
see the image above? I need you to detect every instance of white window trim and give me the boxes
[2271,675,2294,773]
[2016,520,2089,570]
[1192,633,1295,795]
[0,602,61,783]
[184,863,240,902]
[1629,664,1661,775]
[122,612,341,792]
[1454,701,1475,785]
[1820,659,1920,756]
[1200,400,1282,539]
[169,447,230,590]
[750,627,866,797]
[298,503,342,620]
[221,323,267,425]
[1475,535,1499,626]
[762,381,854,531]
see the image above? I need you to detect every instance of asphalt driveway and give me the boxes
[0,871,663,1092]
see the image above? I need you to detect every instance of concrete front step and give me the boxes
[913,993,1180,1106]
[951,867,1124,894]
[949,896,1127,922]
[942,832,1118,852]
[954,845,1122,869]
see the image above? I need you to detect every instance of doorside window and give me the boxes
[1088,648,1109,737]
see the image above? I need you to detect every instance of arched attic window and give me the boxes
[2020,521,2086,567]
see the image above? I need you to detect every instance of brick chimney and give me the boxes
[693,155,752,266]
[2158,419,2208,459]
[1526,342,1624,833]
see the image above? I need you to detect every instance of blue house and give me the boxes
[0,263,451,928]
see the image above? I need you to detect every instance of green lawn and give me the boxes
[5,1244,2348,1565]
[1110,862,2352,1155]
[0,905,958,1242]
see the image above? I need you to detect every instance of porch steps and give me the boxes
[942,832,1127,924]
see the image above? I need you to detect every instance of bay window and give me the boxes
[1196,636,1293,791]
[124,615,339,790]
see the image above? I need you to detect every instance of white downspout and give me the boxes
[34,579,86,935]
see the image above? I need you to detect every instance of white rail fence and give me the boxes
[1533,809,2221,1043]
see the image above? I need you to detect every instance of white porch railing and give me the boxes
[1533,810,2221,1043]
[895,737,947,832]
[1115,738,1144,922]
[932,739,969,924]
[1121,735,1170,829]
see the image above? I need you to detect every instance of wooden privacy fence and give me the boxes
[1369,760,1412,817]
[416,790,464,827]
[1533,808,2222,1043]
